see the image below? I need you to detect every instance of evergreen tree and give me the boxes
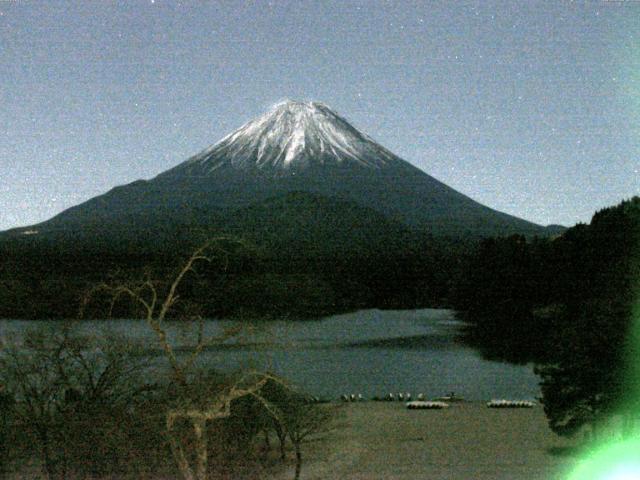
[535,300,628,438]
[535,197,640,439]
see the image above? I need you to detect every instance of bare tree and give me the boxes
[81,239,294,480]
[260,382,334,480]
[289,403,332,480]
[166,370,289,480]
[0,327,152,479]
[81,239,244,385]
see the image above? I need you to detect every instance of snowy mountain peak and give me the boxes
[172,100,401,176]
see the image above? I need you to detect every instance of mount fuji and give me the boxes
[6,100,561,244]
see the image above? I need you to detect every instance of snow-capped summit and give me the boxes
[171,100,400,176]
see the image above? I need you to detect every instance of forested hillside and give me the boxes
[0,192,464,319]
[454,196,640,365]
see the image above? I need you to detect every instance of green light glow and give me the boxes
[566,202,640,479]
[567,438,640,480]
[571,317,640,475]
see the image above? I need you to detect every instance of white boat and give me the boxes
[406,400,449,409]
[486,399,535,408]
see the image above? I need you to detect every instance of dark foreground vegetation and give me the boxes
[454,196,640,440]
[0,244,336,480]
[0,326,333,480]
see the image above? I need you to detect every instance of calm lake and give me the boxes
[0,309,540,401]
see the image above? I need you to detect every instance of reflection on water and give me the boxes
[0,309,540,401]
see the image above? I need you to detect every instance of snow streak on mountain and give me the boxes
[171,100,401,176]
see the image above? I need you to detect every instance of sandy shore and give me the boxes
[272,401,581,480]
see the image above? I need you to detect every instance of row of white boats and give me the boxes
[341,393,440,402]
[406,399,536,410]
[339,393,536,409]
[341,392,464,403]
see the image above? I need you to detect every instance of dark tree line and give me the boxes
[0,230,462,320]
[454,196,640,438]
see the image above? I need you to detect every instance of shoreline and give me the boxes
[271,402,581,480]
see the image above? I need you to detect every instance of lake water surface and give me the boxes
[0,309,540,401]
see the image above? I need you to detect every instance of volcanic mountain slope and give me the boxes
[5,100,561,242]
[221,191,419,258]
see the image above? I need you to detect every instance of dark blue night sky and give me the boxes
[1,0,638,230]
